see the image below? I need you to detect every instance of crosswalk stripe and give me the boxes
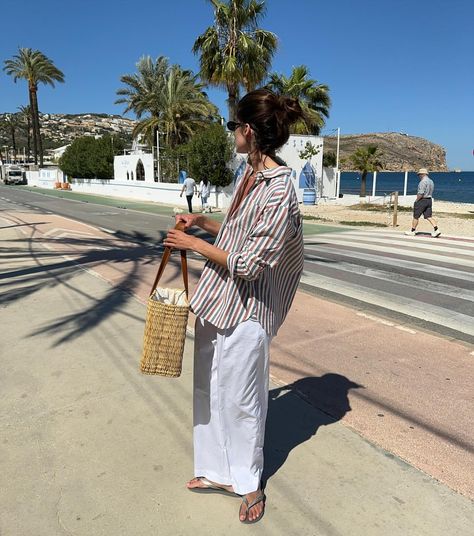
[307,230,474,248]
[300,271,474,337]
[304,257,474,301]
[305,246,474,283]
[303,238,474,268]
[306,234,474,258]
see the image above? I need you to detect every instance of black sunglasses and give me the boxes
[226,121,244,132]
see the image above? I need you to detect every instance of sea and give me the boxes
[340,171,474,204]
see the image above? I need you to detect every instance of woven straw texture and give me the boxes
[140,293,190,377]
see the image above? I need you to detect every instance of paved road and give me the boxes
[302,230,474,343]
[2,185,473,343]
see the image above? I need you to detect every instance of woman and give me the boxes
[198,177,211,213]
[164,88,304,524]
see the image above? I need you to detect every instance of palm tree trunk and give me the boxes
[227,83,239,121]
[32,90,44,167]
[28,88,38,165]
[27,116,31,161]
[10,124,17,161]
[360,171,367,197]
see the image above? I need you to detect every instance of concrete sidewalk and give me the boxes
[2,218,474,535]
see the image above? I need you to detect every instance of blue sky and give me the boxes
[1,0,473,169]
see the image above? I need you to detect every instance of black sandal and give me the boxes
[239,493,266,524]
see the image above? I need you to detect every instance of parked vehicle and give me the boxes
[0,165,27,185]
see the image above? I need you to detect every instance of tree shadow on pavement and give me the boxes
[0,230,204,346]
[263,373,362,487]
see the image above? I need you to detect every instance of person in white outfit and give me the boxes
[164,89,305,524]
[198,178,211,212]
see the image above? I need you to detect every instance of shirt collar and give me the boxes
[250,165,292,184]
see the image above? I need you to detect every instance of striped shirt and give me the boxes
[190,165,304,336]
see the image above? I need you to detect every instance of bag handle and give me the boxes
[150,221,189,298]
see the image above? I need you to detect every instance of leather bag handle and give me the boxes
[150,221,189,298]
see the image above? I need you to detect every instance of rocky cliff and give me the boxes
[324,132,447,171]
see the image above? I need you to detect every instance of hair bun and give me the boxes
[278,95,303,125]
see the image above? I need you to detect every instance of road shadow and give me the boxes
[262,373,362,487]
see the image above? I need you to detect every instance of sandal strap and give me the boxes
[197,476,232,493]
[247,494,265,510]
[241,493,265,514]
[198,477,214,488]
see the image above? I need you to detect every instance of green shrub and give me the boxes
[187,123,233,188]
[59,135,125,179]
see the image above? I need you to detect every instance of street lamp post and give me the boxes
[335,128,341,198]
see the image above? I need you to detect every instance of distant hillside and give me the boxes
[0,112,135,150]
[324,132,447,172]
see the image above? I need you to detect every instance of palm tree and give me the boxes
[17,105,33,162]
[193,0,277,120]
[116,56,218,149]
[349,145,383,197]
[3,48,64,166]
[2,114,19,162]
[266,65,330,135]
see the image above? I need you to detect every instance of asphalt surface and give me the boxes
[1,185,473,344]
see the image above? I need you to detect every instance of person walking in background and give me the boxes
[164,89,305,524]
[405,168,441,237]
[180,176,197,213]
[198,178,211,213]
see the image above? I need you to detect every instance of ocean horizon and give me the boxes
[339,171,474,204]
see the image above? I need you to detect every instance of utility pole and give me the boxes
[156,130,161,182]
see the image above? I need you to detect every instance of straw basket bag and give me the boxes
[140,223,189,377]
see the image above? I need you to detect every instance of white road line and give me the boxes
[356,312,417,334]
[308,230,474,246]
[395,326,417,334]
[304,246,474,283]
[304,239,474,268]
[306,234,474,258]
[300,271,474,336]
[304,257,474,301]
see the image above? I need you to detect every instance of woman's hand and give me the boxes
[175,214,203,230]
[163,229,198,251]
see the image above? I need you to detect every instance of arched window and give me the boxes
[136,159,145,181]
[126,171,130,180]
[130,171,134,180]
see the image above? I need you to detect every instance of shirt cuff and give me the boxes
[227,251,239,278]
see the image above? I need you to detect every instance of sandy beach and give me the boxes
[300,200,474,237]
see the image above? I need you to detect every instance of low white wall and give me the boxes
[319,193,417,207]
[70,178,234,209]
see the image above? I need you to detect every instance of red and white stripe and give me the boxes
[190,165,304,336]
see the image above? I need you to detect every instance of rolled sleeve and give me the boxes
[227,198,293,281]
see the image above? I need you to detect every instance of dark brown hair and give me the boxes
[236,88,304,156]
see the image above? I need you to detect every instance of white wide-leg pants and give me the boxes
[193,317,271,495]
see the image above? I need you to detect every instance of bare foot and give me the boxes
[186,477,234,494]
[239,490,265,522]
